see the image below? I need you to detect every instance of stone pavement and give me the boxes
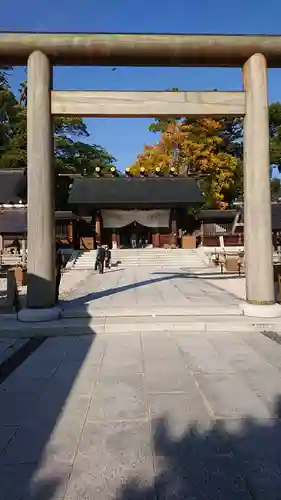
[193,271,279,303]
[0,338,27,367]
[61,267,241,316]
[198,271,247,301]
[0,339,21,361]
[59,270,91,298]
[1,329,281,499]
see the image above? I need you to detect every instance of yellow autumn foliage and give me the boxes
[129,118,239,209]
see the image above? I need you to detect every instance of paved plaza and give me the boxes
[61,267,242,316]
[1,267,281,499]
[1,330,281,499]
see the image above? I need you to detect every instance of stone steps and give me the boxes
[62,305,242,318]
[74,263,207,269]
[73,249,207,269]
[1,314,279,337]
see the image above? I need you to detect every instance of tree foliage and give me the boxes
[269,102,281,172]
[130,117,241,209]
[0,70,117,207]
[0,69,22,156]
[271,177,281,199]
[0,75,116,173]
[0,72,116,175]
[131,97,281,208]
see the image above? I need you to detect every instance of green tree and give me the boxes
[0,69,22,155]
[0,72,116,172]
[271,177,281,200]
[269,102,281,171]
[148,88,181,134]
[147,96,281,207]
[0,70,117,207]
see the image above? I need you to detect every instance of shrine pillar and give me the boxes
[242,53,280,317]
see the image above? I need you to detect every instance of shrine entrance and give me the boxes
[100,209,170,249]
[119,222,152,249]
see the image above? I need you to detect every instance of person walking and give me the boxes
[55,245,63,302]
[95,244,105,273]
[104,245,111,269]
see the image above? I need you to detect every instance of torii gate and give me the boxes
[0,32,280,320]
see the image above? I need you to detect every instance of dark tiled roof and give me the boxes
[0,170,25,204]
[198,210,237,222]
[272,205,281,230]
[239,204,281,231]
[55,211,78,220]
[0,209,78,234]
[0,208,27,234]
[68,177,203,206]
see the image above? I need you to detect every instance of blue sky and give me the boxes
[1,0,281,171]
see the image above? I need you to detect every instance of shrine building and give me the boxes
[0,168,204,250]
[2,167,281,253]
[68,168,203,249]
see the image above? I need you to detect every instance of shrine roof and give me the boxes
[239,204,281,232]
[0,209,78,235]
[68,176,203,207]
[0,170,25,204]
[0,207,27,234]
[198,209,237,222]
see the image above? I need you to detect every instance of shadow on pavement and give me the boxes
[21,396,281,499]
[61,270,239,312]
[116,398,281,500]
[1,274,98,499]
[3,272,276,499]
[1,317,281,497]
[61,274,180,307]
[1,335,98,500]
[152,270,244,280]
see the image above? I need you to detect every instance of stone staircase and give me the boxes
[73,248,207,270]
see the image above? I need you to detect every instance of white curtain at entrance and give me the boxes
[101,210,170,228]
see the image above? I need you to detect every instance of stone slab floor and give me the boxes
[61,268,241,312]
[1,330,281,499]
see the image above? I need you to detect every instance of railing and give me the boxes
[0,254,23,267]
[202,233,244,248]
[201,222,233,236]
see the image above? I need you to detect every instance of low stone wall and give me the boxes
[0,269,20,313]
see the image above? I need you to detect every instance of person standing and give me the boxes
[104,245,111,269]
[55,245,63,302]
[95,244,105,273]
[131,233,137,249]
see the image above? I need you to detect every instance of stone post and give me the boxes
[0,234,3,268]
[22,238,27,267]
[242,53,280,317]
[112,229,117,249]
[116,231,120,248]
[95,212,101,246]
[20,51,58,320]
[66,220,73,244]
[153,231,160,248]
[171,211,177,247]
